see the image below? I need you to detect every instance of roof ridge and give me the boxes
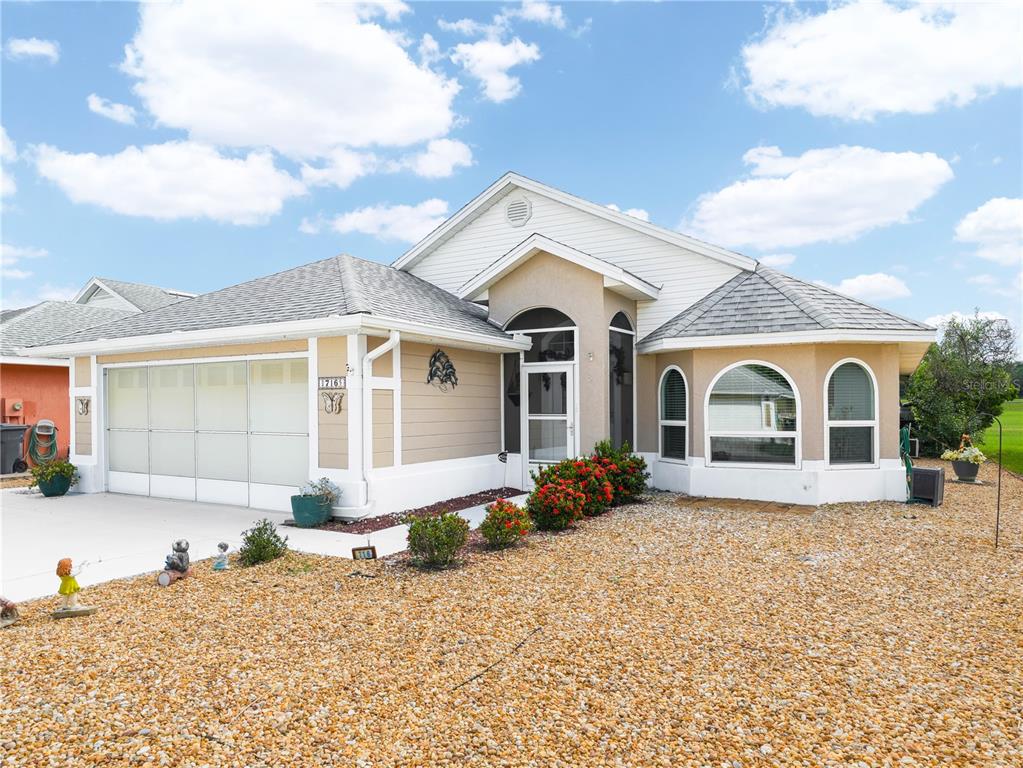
[672,270,756,336]
[332,254,367,315]
[756,266,833,329]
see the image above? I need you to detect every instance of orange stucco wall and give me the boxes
[0,364,70,461]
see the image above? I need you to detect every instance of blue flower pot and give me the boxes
[291,494,330,527]
[38,475,72,497]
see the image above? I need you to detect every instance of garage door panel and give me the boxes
[196,478,248,506]
[150,475,196,501]
[109,430,149,473]
[108,369,148,429]
[196,433,248,482]
[196,362,247,432]
[151,431,195,477]
[150,365,194,430]
[250,433,307,487]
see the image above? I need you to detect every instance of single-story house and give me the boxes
[1,278,193,461]
[25,173,935,514]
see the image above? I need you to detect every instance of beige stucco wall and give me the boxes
[488,251,638,453]
[317,336,348,470]
[97,339,307,364]
[74,397,92,455]
[400,341,501,465]
[74,357,91,388]
[639,343,901,462]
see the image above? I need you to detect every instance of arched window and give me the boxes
[706,362,798,466]
[826,360,877,466]
[659,367,687,461]
[609,312,634,449]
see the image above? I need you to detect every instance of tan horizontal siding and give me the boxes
[317,336,348,469]
[74,357,91,387]
[372,390,394,467]
[98,339,307,364]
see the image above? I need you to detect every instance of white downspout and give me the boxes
[362,330,399,480]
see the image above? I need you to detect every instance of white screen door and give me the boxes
[523,365,575,486]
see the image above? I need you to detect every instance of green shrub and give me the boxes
[592,440,649,504]
[532,457,613,516]
[238,519,289,567]
[29,459,79,489]
[479,498,532,548]
[405,511,469,567]
[526,478,586,531]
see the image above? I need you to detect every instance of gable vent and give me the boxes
[505,197,532,227]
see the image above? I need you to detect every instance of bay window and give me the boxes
[707,362,798,466]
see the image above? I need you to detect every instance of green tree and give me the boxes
[908,313,1018,455]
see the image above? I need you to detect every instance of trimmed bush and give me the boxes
[526,478,586,531]
[532,457,613,516]
[479,498,532,548]
[238,519,289,567]
[592,440,649,505]
[406,511,469,567]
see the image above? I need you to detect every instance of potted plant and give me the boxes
[290,477,342,527]
[30,459,79,497]
[941,435,987,482]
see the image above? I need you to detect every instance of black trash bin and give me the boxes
[0,424,30,474]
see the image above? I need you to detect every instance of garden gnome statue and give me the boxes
[1,596,20,628]
[213,542,230,571]
[52,558,97,619]
[157,539,193,587]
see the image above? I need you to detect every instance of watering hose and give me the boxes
[28,424,58,465]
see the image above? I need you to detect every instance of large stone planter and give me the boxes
[291,494,330,527]
[37,474,72,497]
[951,460,980,483]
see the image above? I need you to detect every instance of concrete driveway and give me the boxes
[0,489,395,602]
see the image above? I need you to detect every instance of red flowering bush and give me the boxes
[526,478,586,531]
[532,458,613,517]
[479,498,532,548]
[592,440,649,505]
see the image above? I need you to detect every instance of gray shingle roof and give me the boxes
[641,265,932,345]
[96,278,192,311]
[35,255,512,348]
[1,302,133,356]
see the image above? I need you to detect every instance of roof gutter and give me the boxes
[637,329,937,353]
[23,313,531,358]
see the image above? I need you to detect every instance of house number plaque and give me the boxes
[318,376,346,389]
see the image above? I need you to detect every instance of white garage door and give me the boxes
[105,358,309,511]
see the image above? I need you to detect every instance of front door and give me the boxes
[522,364,575,487]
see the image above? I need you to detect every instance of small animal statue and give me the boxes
[165,539,190,573]
[52,558,97,618]
[157,540,193,587]
[0,595,20,628]
[213,542,230,571]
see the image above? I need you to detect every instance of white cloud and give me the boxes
[402,139,473,178]
[967,271,1023,299]
[122,1,459,157]
[34,141,306,225]
[439,18,488,36]
[4,37,60,63]
[741,2,1022,120]
[318,199,449,243]
[87,94,137,126]
[816,272,911,301]
[0,282,78,309]
[509,1,566,29]
[301,149,378,190]
[0,243,49,281]
[924,310,1010,330]
[684,145,953,249]
[954,198,1022,267]
[758,253,796,268]
[452,37,541,102]
[1,126,16,197]
[418,33,443,67]
[605,203,650,222]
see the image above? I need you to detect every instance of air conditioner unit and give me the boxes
[909,438,920,458]
[911,466,944,507]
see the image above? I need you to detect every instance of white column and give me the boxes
[347,334,367,500]
[307,337,319,477]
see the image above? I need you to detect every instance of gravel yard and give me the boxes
[1,460,1021,768]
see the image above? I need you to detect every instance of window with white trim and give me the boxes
[826,361,876,465]
[659,367,687,461]
[707,363,798,465]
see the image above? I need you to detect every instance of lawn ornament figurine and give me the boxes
[1,596,20,628]
[213,542,230,571]
[156,539,193,587]
[52,558,97,619]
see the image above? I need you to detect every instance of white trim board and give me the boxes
[638,329,936,353]
[393,172,757,273]
[459,233,661,302]
[0,355,69,367]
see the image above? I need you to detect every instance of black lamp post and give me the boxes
[975,412,1004,549]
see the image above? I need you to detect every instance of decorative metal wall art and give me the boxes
[320,390,344,415]
[426,349,458,391]
[75,397,90,417]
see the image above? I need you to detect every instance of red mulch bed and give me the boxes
[317,487,525,535]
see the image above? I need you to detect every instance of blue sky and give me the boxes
[1,1,1020,336]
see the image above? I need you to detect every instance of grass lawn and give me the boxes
[975,398,1023,474]
[2,465,1021,767]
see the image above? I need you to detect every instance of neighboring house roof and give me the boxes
[458,233,661,302]
[33,255,517,350]
[73,277,195,312]
[640,265,933,348]
[392,171,757,273]
[0,301,133,358]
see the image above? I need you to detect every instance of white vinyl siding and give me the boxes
[408,188,741,338]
